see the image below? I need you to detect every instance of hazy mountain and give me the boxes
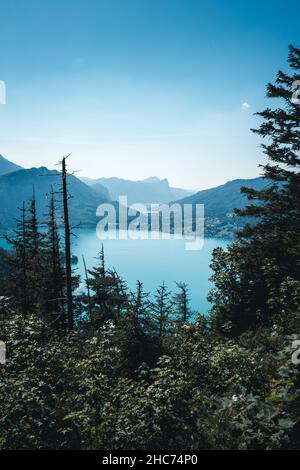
[0,167,109,231]
[90,183,111,201]
[81,176,194,205]
[175,177,270,237]
[0,154,23,176]
[170,186,195,201]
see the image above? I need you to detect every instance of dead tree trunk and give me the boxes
[61,156,73,331]
[82,254,92,318]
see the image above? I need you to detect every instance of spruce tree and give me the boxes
[110,269,128,319]
[42,188,66,334]
[83,245,127,327]
[5,203,29,315]
[173,282,191,323]
[129,280,153,333]
[151,281,174,341]
[25,188,45,312]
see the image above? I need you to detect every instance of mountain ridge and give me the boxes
[175,176,269,237]
[0,154,23,176]
[0,165,108,231]
[81,175,194,205]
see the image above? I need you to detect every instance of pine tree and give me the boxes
[118,281,161,375]
[42,187,66,334]
[110,269,128,319]
[209,45,300,336]
[151,281,174,341]
[5,203,29,315]
[4,191,61,320]
[83,245,127,327]
[25,188,45,312]
[129,280,153,333]
[173,282,191,323]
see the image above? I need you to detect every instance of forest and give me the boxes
[0,46,299,450]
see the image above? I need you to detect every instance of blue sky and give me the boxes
[0,0,299,189]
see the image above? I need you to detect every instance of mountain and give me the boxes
[0,167,109,231]
[90,183,111,201]
[81,176,194,205]
[175,177,270,237]
[0,154,23,176]
[170,186,195,201]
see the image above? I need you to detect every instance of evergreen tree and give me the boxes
[128,281,153,333]
[82,245,127,327]
[209,45,300,336]
[151,281,174,341]
[4,189,69,333]
[42,188,66,334]
[5,190,48,316]
[117,281,160,375]
[4,203,29,315]
[25,188,45,312]
[109,268,129,319]
[173,282,191,323]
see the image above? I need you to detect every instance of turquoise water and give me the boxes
[72,229,227,314]
[0,229,228,314]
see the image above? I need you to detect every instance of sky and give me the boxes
[0,0,299,190]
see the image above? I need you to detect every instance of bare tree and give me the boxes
[61,155,74,331]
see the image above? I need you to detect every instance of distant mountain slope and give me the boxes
[171,186,194,201]
[81,176,193,205]
[90,183,111,201]
[176,177,271,237]
[176,177,268,216]
[0,155,23,176]
[0,167,108,230]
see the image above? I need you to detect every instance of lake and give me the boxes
[72,228,228,314]
[0,228,228,314]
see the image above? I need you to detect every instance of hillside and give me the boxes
[0,167,109,231]
[0,155,23,176]
[175,177,270,238]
